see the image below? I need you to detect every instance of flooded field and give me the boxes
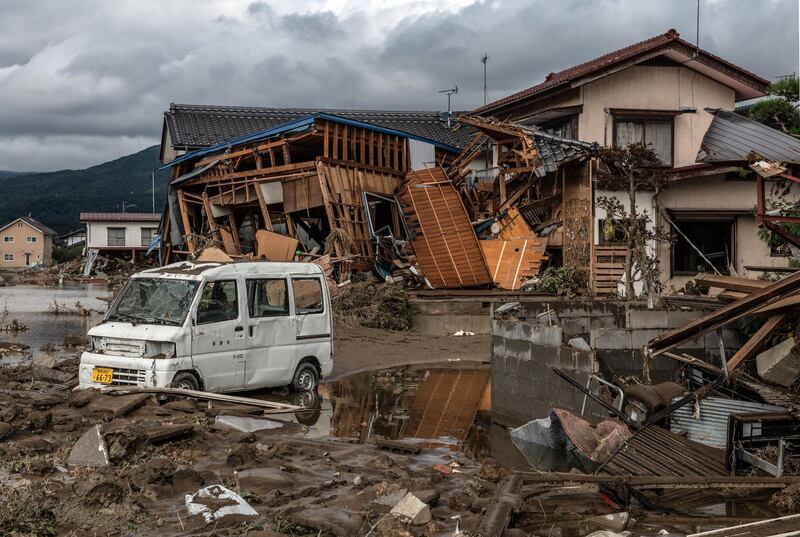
[0,283,112,353]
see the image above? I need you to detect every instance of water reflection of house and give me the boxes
[327,368,490,449]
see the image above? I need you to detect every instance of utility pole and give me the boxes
[151,170,156,213]
[481,53,489,106]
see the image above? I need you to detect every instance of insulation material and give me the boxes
[481,238,547,290]
[398,169,493,289]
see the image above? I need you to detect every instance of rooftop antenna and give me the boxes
[695,0,701,57]
[439,86,458,127]
[481,53,490,105]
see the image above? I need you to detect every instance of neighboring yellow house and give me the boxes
[0,216,58,269]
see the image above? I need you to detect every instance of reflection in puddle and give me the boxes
[250,366,495,459]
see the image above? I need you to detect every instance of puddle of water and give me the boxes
[0,283,113,362]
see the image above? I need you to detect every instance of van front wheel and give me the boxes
[291,363,319,392]
[171,372,200,392]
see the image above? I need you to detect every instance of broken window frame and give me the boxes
[670,213,736,276]
[361,191,409,241]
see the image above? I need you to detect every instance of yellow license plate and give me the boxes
[91,367,114,384]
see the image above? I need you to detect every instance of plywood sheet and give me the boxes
[480,238,547,290]
[255,229,298,261]
[398,168,492,288]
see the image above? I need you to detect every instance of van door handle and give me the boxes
[234,326,243,332]
[248,325,254,337]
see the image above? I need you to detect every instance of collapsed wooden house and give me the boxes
[159,112,469,271]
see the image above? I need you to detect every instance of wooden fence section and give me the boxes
[592,245,626,294]
[398,169,493,288]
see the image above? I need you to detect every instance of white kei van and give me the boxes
[78,261,332,393]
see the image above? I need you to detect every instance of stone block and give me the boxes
[528,324,562,347]
[627,308,669,330]
[68,424,109,467]
[503,338,532,360]
[757,338,800,388]
[591,329,631,350]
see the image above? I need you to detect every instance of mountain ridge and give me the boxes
[0,146,169,234]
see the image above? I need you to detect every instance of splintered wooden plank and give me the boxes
[480,239,547,290]
[726,313,788,371]
[695,273,770,294]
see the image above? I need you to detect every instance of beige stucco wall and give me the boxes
[656,176,800,291]
[579,65,735,167]
[85,221,159,250]
[0,220,51,268]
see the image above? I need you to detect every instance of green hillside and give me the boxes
[0,146,169,234]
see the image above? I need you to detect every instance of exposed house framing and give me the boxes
[160,113,463,267]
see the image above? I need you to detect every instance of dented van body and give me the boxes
[78,261,332,392]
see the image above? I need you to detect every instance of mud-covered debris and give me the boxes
[391,492,432,525]
[163,399,197,413]
[0,421,13,441]
[237,467,293,489]
[375,515,414,537]
[771,483,800,513]
[185,484,258,524]
[173,466,205,489]
[290,507,365,537]
[374,487,408,507]
[67,424,109,467]
[215,415,284,433]
[131,456,177,488]
[78,476,126,507]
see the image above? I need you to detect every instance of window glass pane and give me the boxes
[247,279,289,317]
[197,280,239,323]
[645,121,672,166]
[108,228,126,246]
[292,278,324,315]
[615,121,644,147]
[141,227,156,247]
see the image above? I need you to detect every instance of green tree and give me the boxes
[749,76,800,135]
[596,143,671,301]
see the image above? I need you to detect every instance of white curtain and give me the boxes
[645,121,672,166]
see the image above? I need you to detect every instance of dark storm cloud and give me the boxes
[0,0,796,171]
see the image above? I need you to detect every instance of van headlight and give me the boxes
[145,341,176,359]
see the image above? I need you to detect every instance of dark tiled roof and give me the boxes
[13,216,58,236]
[697,109,800,164]
[530,129,598,177]
[165,104,475,151]
[80,212,161,222]
[473,29,769,115]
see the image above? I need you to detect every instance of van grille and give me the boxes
[103,338,145,358]
[110,368,147,386]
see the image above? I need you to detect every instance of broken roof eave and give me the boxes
[161,112,462,170]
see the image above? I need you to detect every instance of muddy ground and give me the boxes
[1,315,794,536]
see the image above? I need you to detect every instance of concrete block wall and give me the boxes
[491,301,741,426]
[491,319,599,426]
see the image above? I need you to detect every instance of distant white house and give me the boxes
[56,228,87,248]
[80,212,160,259]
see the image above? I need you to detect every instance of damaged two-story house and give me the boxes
[474,29,800,293]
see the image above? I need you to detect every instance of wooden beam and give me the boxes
[727,313,788,371]
[253,183,273,231]
[694,273,770,294]
[177,190,195,253]
[648,270,800,355]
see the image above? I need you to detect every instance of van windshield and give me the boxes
[107,278,199,326]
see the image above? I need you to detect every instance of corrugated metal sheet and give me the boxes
[408,140,436,171]
[670,396,784,448]
[697,109,800,164]
[398,169,493,288]
[603,425,728,477]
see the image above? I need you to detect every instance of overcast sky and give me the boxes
[0,0,797,172]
